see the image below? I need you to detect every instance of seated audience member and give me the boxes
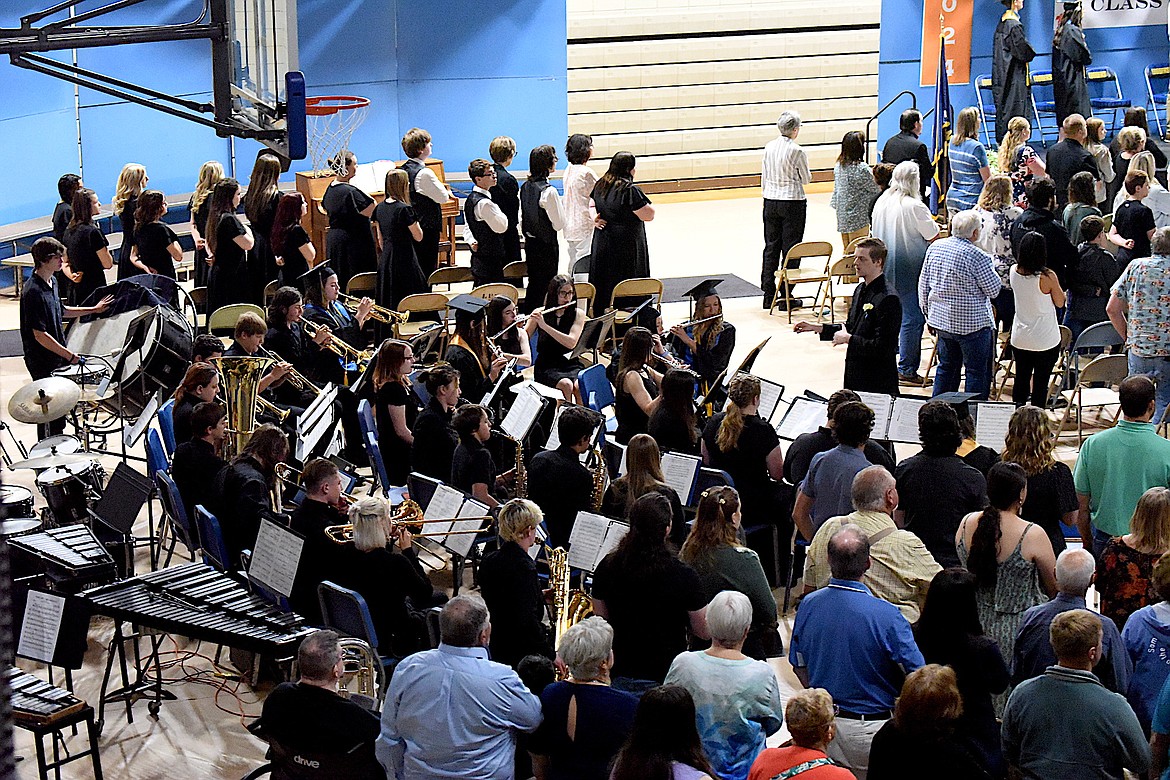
[1150,675,1170,779]
[1074,375,1170,559]
[450,403,503,508]
[610,685,715,780]
[789,524,924,779]
[346,496,444,658]
[804,466,939,622]
[257,630,382,779]
[648,369,702,456]
[1001,405,1078,557]
[956,462,1057,666]
[895,400,987,568]
[912,569,1009,776]
[944,392,1000,476]
[867,665,989,780]
[783,389,894,486]
[1122,552,1170,732]
[170,401,227,525]
[1003,609,1150,778]
[527,405,599,547]
[211,423,288,568]
[528,617,638,780]
[1067,214,1121,341]
[747,688,854,780]
[665,591,783,780]
[680,486,781,659]
[376,595,542,778]
[477,499,553,669]
[793,401,878,540]
[172,362,220,445]
[288,459,347,624]
[592,493,709,691]
[410,365,461,482]
[1013,549,1129,694]
[1098,487,1170,630]
[601,434,686,545]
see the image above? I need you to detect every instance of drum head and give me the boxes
[0,486,33,504]
[36,460,99,488]
[0,518,41,537]
[52,362,106,383]
[28,435,82,457]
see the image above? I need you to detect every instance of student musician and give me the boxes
[444,294,510,404]
[527,405,600,547]
[410,366,462,482]
[371,339,422,486]
[488,136,523,274]
[520,144,565,313]
[171,401,228,524]
[667,279,736,391]
[601,433,687,545]
[301,265,374,371]
[172,362,220,445]
[485,296,533,369]
[526,274,585,402]
[223,312,296,399]
[192,333,225,364]
[289,459,348,624]
[647,369,702,456]
[451,404,504,509]
[464,158,510,286]
[212,423,289,569]
[400,127,456,278]
[613,327,662,445]
[265,287,332,405]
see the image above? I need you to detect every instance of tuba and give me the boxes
[336,637,385,710]
[212,356,273,459]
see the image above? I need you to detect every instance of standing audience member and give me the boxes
[1099,487,1170,630]
[526,405,597,548]
[1108,228,1170,421]
[1045,114,1098,210]
[1112,151,1170,227]
[1109,170,1157,267]
[1010,177,1077,287]
[1009,231,1065,407]
[760,110,811,310]
[1063,170,1101,245]
[528,617,638,780]
[999,117,1046,208]
[589,151,654,312]
[946,107,991,217]
[974,175,1023,333]
[869,161,940,386]
[1001,405,1078,557]
[1150,675,1170,779]
[789,524,925,780]
[1122,552,1170,732]
[881,109,933,200]
[1013,548,1130,693]
[520,144,564,313]
[1109,107,1168,178]
[1067,215,1121,341]
[610,685,715,780]
[829,131,880,247]
[1003,609,1151,778]
[376,595,542,779]
[913,569,1009,777]
[1074,375,1170,558]
[783,389,895,487]
[793,401,877,540]
[804,466,941,623]
[488,136,523,274]
[1109,125,1147,206]
[747,689,854,780]
[867,665,990,780]
[919,209,1002,399]
[562,133,598,274]
[665,592,783,780]
[1085,117,1115,205]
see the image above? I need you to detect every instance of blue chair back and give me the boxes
[155,470,196,564]
[194,504,230,571]
[529,329,539,367]
[357,398,377,440]
[578,363,615,413]
[318,580,380,649]
[356,399,392,492]
[146,428,169,477]
[157,398,176,457]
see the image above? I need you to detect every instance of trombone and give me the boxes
[302,319,371,364]
[338,293,409,325]
[323,498,494,544]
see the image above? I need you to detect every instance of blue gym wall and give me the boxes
[0,0,567,227]
[878,0,1168,152]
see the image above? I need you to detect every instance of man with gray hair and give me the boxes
[666,591,783,780]
[919,208,1002,400]
[1107,226,1170,423]
[1011,548,1130,693]
[790,525,924,779]
[761,109,811,311]
[377,595,542,779]
[803,465,941,622]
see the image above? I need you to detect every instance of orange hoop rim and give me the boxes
[304,95,371,116]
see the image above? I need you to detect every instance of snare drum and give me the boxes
[36,460,105,525]
[28,435,82,459]
[0,486,35,520]
[52,362,107,384]
[0,518,42,538]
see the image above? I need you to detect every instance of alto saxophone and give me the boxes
[588,445,607,512]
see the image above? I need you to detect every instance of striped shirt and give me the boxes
[919,236,1001,334]
[947,138,989,211]
[762,134,811,201]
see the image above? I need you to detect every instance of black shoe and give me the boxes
[772,298,804,312]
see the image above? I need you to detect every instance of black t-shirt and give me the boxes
[702,413,780,514]
[63,222,108,304]
[19,273,66,379]
[411,399,457,482]
[783,426,896,485]
[591,553,706,682]
[375,381,418,447]
[135,221,180,278]
[1022,462,1078,556]
[280,224,312,283]
[647,407,701,456]
[1114,199,1156,263]
[259,681,380,754]
[451,438,495,493]
[52,202,71,242]
[527,446,594,548]
[895,453,988,568]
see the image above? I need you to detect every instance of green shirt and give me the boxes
[1073,420,1170,536]
[686,545,779,634]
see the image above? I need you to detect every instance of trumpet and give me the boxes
[257,344,321,396]
[302,319,371,364]
[339,292,409,325]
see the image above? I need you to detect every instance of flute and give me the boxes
[673,313,723,329]
[491,299,577,339]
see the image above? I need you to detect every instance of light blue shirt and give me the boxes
[376,643,543,780]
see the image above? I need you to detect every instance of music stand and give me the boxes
[88,462,153,577]
[571,310,617,365]
[727,338,771,382]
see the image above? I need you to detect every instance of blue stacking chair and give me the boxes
[1029,70,1058,145]
[157,398,177,457]
[318,581,392,708]
[194,504,230,571]
[975,74,998,149]
[145,429,169,477]
[357,399,392,493]
[1086,66,1130,135]
[578,363,618,438]
[155,470,197,566]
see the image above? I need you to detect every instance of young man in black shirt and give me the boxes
[450,404,503,508]
[527,405,600,547]
[170,401,228,525]
[288,458,347,623]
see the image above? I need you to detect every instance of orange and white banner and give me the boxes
[921,0,974,87]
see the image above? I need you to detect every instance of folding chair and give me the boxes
[1056,353,1129,446]
[606,277,664,352]
[574,281,597,317]
[771,241,834,323]
[1067,321,1125,387]
[357,399,392,494]
[471,282,519,302]
[975,74,998,149]
[1145,63,1170,136]
[395,292,449,341]
[189,286,209,332]
[209,303,266,337]
[346,271,377,297]
[145,429,169,477]
[427,265,473,291]
[503,261,528,287]
[263,280,279,307]
[578,363,618,437]
[825,254,859,316]
[1086,66,1131,136]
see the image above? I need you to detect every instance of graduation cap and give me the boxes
[448,294,489,321]
[934,391,978,419]
[681,278,724,318]
[298,264,337,286]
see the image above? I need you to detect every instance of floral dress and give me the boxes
[1009,145,1039,209]
[1098,537,1161,630]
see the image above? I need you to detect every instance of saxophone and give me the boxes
[212,355,274,460]
[588,445,607,512]
[509,434,527,499]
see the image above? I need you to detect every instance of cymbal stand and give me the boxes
[0,418,29,470]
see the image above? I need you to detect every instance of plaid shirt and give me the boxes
[1111,254,1170,357]
[919,236,1001,335]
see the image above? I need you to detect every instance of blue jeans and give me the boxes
[933,327,995,400]
[896,285,925,376]
[1128,352,1170,425]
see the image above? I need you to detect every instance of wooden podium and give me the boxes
[295,158,459,270]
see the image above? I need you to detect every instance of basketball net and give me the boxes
[304,96,371,177]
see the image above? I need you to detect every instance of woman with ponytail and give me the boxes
[956,462,1056,665]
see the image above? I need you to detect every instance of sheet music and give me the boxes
[887,397,928,444]
[974,402,1015,453]
[424,484,465,539]
[350,160,397,194]
[755,378,784,423]
[17,590,65,663]
[568,511,612,571]
[508,380,565,401]
[776,397,828,440]
[296,383,339,461]
[661,452,701,504]
[597,521,630,564]
[249,519,304,599]
[856,392,894,440]
[444,499,489,558]
[544,405,566,451]
[615,442,627,475]
[501,384,544,441]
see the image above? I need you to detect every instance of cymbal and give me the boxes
[7,378,81,424]
[9,451,95,470]
[77,388,114,403]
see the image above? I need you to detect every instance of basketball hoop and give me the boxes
[303,95,371,178]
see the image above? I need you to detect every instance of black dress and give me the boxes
[248,192,282,304]
[373,199,426,309]
[992,9,1036,143]
[1052,20,1092,124]
[322,181,376,289]
[208,213,251,312]
[411,398,457,482]
[614,369,657,445]
[278,224,313,289]
[116,195,138,280]
[534,308,583,389]
[375,381,420,486]
[821,274,902,397]
[63,222,109,306]
[135,221,180,279]
[589,182,651,312]
[189,195,212,288]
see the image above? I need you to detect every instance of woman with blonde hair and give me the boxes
[947,107,991,217]
[602,433,686,543]
[113,162,147,280]
[1001,405,1078,557]
[1085,117,1115,205]
[975,174,1024,332]
[189,160,223,287]
[373,168,426,310]
[1112,150,1170,226]
[998,117,1046,208]
[1109,125,1147,205]
[680,486,779,659]
[1098,487,1170,629]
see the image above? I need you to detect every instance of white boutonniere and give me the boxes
[862,303,874,313]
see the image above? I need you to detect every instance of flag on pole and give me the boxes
[929,19,953,217]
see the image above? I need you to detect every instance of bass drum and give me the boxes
[35,459,105,526]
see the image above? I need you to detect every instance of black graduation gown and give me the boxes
[821,273,902,396]
[992,11,1036,143]
[1053,22,1092,124]
[444,342,492,403]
